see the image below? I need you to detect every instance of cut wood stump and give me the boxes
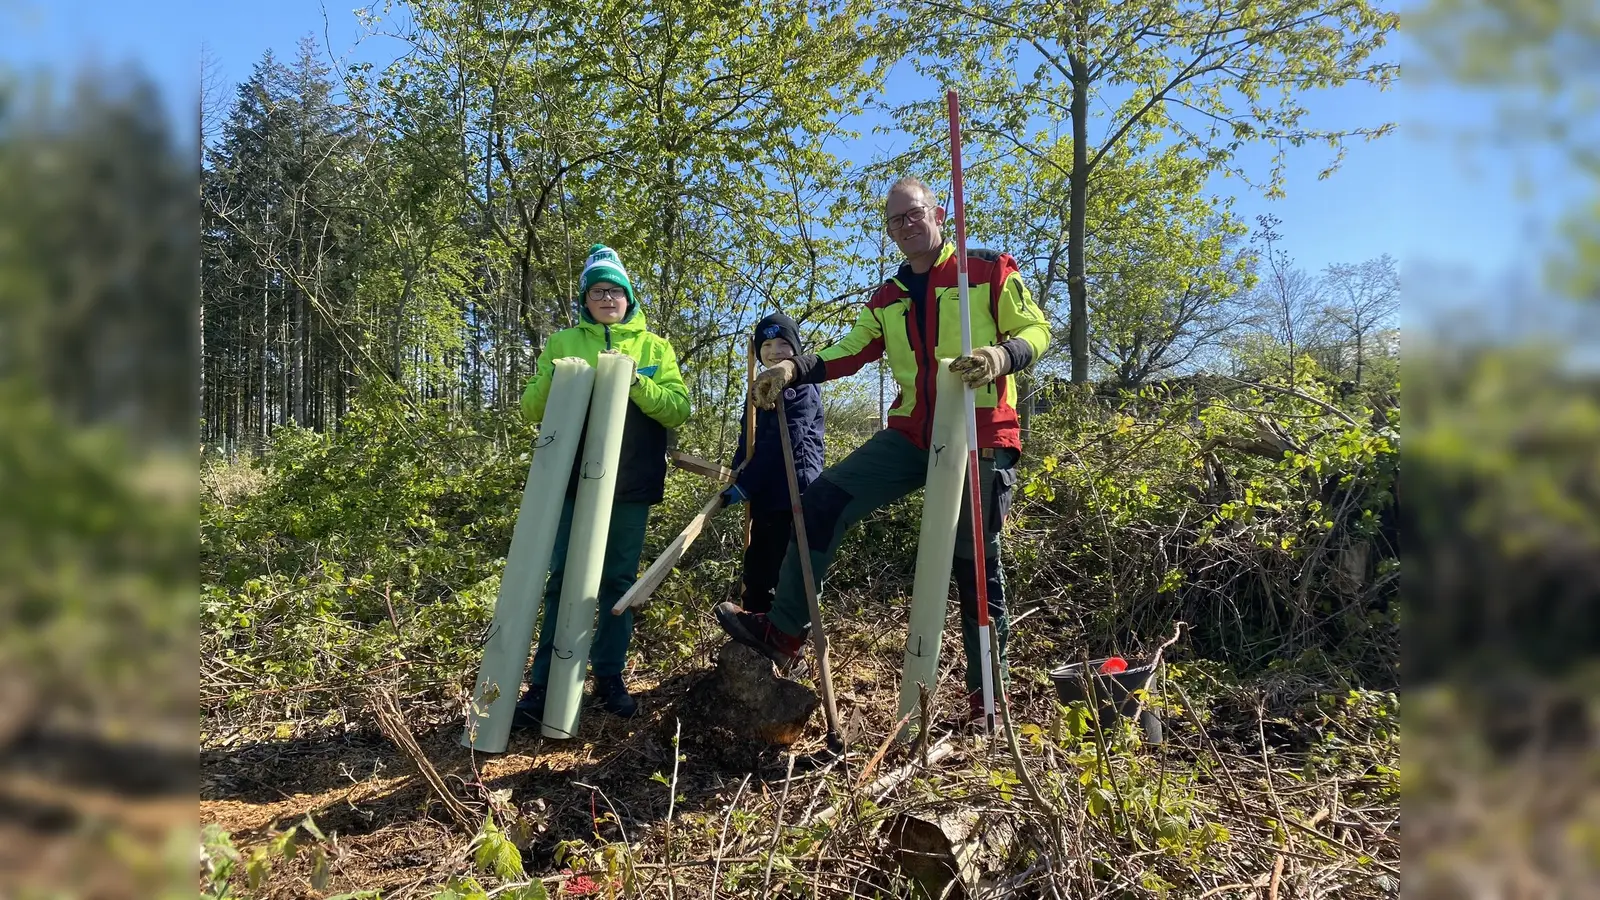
[711,641,819,743]
[885,805,1015,899]
[665,642,819,770]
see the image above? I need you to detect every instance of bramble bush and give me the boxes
[202,365,1399,728]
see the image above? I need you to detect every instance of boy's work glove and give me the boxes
[720,484,747,509]
[596,349,640,385]
[629,363,658,390]
[950,346,1010,387]
[751,360,797,409]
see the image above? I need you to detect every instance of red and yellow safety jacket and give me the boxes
[793,241,1050,451]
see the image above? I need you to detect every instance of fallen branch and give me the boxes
[854,706,919,790]
[810,738,955,827]
[1200,416,1302,461]
[1266,853,1285,900]
[368,688,477,832]
[1126,621,1185,743]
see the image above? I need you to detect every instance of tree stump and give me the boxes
[885,806,1015,899]
[665,642,819,770]
[710,641,819,741]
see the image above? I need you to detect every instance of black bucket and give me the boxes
[1049,657,1164,745]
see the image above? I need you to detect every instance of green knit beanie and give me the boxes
[579,244,636,311]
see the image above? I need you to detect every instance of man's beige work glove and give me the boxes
[751,360,797,409]
[950,345,1010,387]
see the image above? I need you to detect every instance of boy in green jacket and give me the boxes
[513,244,690,724]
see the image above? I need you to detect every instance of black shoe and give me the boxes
[511,683,546,730]
[594,675,638,718]
[714,602,805,670]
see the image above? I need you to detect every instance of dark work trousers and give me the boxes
[740,506,793,614]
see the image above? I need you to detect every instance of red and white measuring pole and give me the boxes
[946,89,997,732]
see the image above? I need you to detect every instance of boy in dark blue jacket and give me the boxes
[723,313,825,613]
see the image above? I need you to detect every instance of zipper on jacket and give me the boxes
[604,325,612,351]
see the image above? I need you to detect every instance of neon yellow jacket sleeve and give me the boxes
[520,332,571,425]
[997,272,1050,360]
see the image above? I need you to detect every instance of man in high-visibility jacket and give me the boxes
[716,176,1051,723]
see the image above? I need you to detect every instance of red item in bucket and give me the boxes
[1099,656,1128,675]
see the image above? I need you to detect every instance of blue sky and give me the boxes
[1,0,1564,294]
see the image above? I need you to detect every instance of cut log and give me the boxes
[885,806,1016,900]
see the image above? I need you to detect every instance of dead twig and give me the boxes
[709,773,751,900]
[1196,875,1271,899]
[855,706,919,791]
[664,718,683,900]
[1267,853,1286,900]
[810,738,955,827]
[994,627,1061,854]
[367,688,476,832]
[762,752,797,894]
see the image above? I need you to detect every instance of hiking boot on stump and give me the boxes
[715,602,805,670]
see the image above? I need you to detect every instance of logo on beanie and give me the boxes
[580,243,634,307]
[762,325,782,340]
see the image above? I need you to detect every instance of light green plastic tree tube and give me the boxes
[542,351,634,739]
[461,358,595,753]
[899,360,971,740]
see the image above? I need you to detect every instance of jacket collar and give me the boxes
[888,240,957,294]
[576,303,649,338]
